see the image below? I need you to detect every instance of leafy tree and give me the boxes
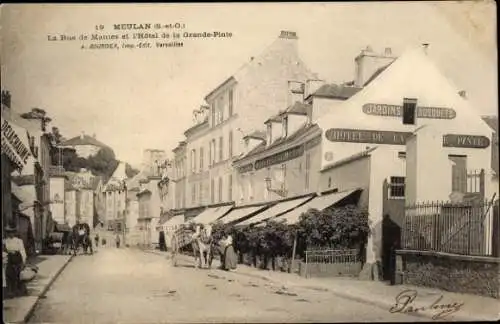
[297,205,370,250]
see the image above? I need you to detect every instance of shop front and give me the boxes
[317,46,496,280]
[1,116,33,234]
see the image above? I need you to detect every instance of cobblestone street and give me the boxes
[28,248,425,323]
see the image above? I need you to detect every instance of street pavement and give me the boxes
[28,247,427,323]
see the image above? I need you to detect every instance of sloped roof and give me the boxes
[244,130,267,141]
[312,84,363,100]
[283,102,311,116]
[363,62,394,87]
[61,134,108,148]
[482,116,498,133]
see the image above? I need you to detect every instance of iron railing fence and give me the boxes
[402,199,497,256]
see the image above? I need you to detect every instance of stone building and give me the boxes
[170,30,318,222]
[60,132,108,158]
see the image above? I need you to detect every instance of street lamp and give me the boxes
[265,177,288,198]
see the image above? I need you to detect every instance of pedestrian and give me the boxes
[94,233,99,249]
[102,237,107,247]
[219,232,237,271]
[3,224,28,298]
[115,234,121,248]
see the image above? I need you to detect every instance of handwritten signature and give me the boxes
[389,289,464,320]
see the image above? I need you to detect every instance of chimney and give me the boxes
[422,43,429,54]
[458,90,467,99]
[80,131,85,139]
[305,79,325,99]
[355,45,397,87]
[288,81,305,106]
[279,30,298,40]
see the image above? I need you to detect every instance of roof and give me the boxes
[264,113,284,124]
[363,62,394,87]
[61,134,108,148]
[244,130,267,141]
[321,147,378,172]
[311,84,362,100]
[236,123,320,162]
[282,102,311,116]
[482,116,498,133]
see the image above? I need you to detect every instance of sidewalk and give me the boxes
[150,250,499,322]
[3,254,73,324]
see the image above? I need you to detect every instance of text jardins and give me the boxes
[389,289,464,320]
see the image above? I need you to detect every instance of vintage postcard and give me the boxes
[1,2,498,323]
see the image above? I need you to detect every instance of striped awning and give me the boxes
[190,205,233,225]
[235,196,314,227]
[260,189,362,226]
[218,205,269,225]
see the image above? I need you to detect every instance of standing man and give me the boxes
[115,233,121,248]
[94,232,99,250]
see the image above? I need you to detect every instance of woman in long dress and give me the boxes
[220,233,237,271]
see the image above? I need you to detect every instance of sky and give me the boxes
[1,2,497,167]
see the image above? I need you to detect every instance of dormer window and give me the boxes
[266,123,272,146]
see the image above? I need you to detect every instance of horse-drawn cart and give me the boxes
[170,225,195,267]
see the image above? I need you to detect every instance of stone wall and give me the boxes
[396,250,500,299]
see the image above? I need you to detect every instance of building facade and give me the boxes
[48,166,66,224]
[60,132,108,158]
[170,30,318,222]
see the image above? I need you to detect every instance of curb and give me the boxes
[22,255,74,323]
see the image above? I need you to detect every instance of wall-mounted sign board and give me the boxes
[325,128,490,149]
[325,128,413,146]
[362,103,457,120]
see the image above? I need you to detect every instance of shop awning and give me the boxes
[190,205,233,225]
[163,215,185,230]
[1,116,33,173]
[235,196,314,227]
[218,205,269,225]
[266,189,362,226]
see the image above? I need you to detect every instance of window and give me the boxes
[266,124,272,145]
[208,143,212,167]
[219,136,223,161]
[248,174,254,200]
[198,182,203,204]
[328,177,332,188]
[389,176,405,198]
[211,139,216,165]
[191,149,196,173]
[228,174,233,201]
[211,103,216,127]
[449,155,467,193]
[210,179,215,203]
[228,89,234,116]
[282,116,288,138]
[402,98,417,125]
[218,177,223,202]
[218,96,224,123]
[191,184,196,204]
[239,177,245,201]
[228,131,233,158]
[199,147,204,171]
[305,153,311,190]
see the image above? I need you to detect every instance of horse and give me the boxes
[191,224,213,269]
[71,223,93,255]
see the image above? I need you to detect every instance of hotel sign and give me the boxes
[362,103,457,120]
[325,128,491,149]
[325,128,413,145]
[443,134,490,149]
[1,117,32,172]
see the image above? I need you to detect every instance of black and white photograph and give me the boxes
[1,1,499,323]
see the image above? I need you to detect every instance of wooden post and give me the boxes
[289,234,297,274]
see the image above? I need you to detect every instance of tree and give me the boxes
[297,205,370,249]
